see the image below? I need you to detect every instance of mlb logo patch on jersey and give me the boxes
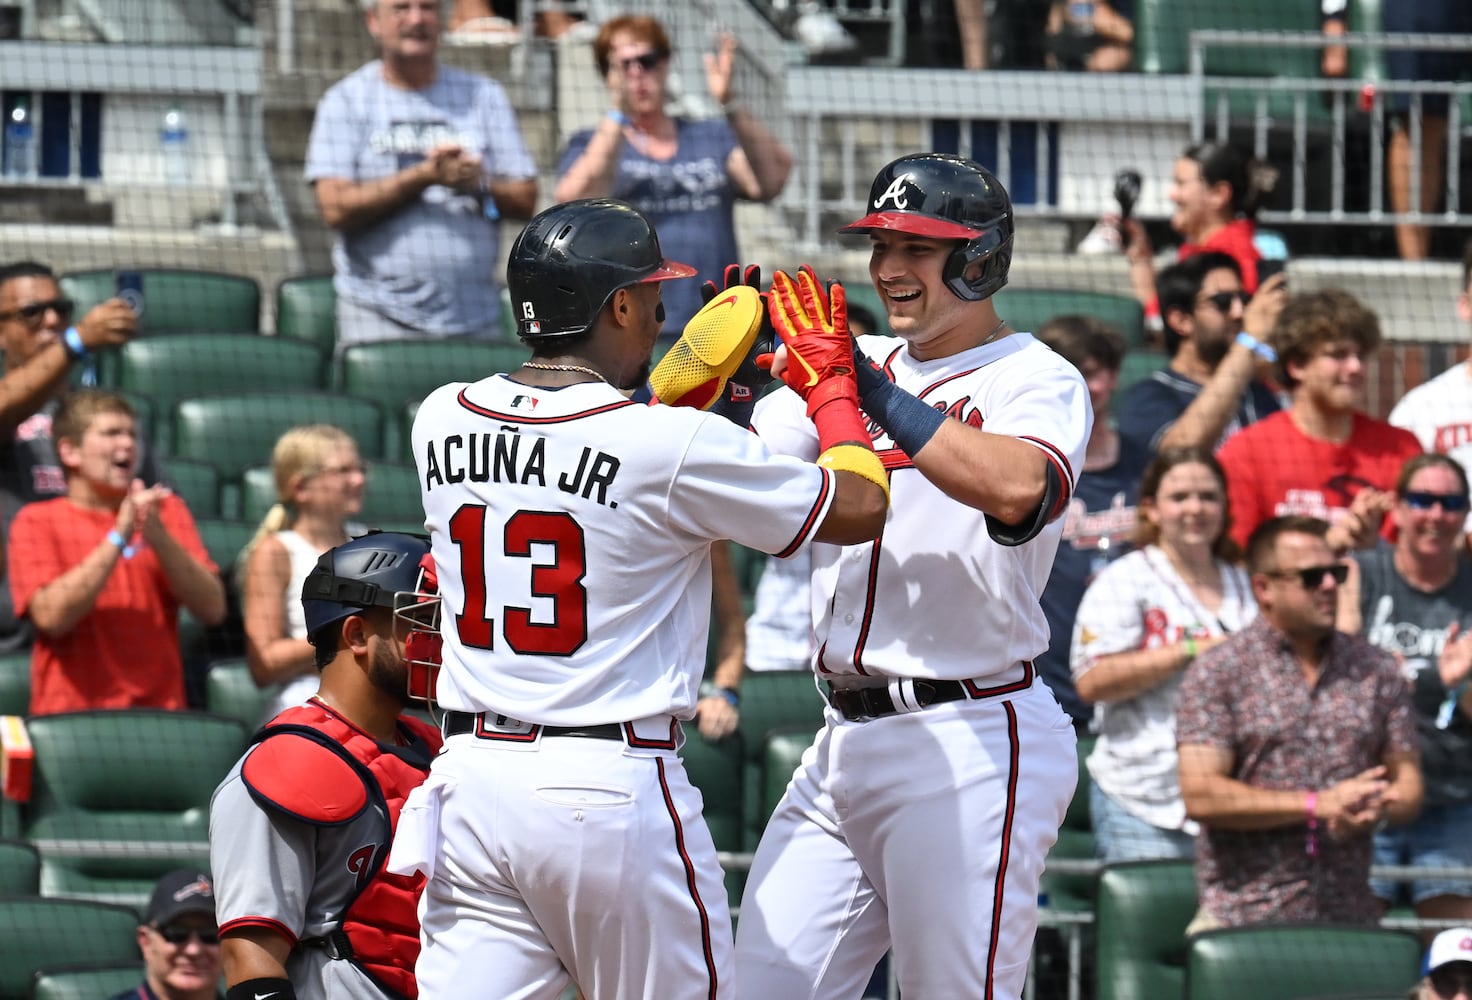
[510,395,539,411]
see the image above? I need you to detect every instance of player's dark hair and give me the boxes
[1394,452,1470,498]
[1134,445,1241,562]
[1157,251,1241,356]
[0,260,57,291]
[1244,514,1330,576]
[1268,287,1381,390]
[1035,314,1125,374]
[1182,141,1275,221]
[53,389,136,451]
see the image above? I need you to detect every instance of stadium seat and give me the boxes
[760,726,815,834]
[336,338,529,408]
[359,461,425,528]
[0,650,29,716]
[0,840,40,895]
[0,897,140,1000]
[738,672,824,848]
[238,466,277,525]
[172,391,388,481]
[679,724,746,909]
[22,710,247,907]
[192,518,256,578]
[1041,735,1096,913]
[31,964,144,1000]
[995,289,1147,348]
[276,275,337,355]
[1095,859,1197,1000]
[60,268,261,335]
[205,659,276,731]
[1184,925,1421,1000]
[116,333,325,417]
[160,458,221,520]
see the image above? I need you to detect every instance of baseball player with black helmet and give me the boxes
[385,197,889,999]
[734,154,1091,1000]
[210,531,444,1000]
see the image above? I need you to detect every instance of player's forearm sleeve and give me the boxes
[853,353,946,456]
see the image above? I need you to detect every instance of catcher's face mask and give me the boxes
[393,552,443,710]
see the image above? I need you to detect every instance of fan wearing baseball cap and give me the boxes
[1416,928,1472,1000]
[109,868,222,1000]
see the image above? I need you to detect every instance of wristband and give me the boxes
[607,110,630,127]
[818,443,891,503]
[1304,790,1319,858]
[1235,330,1277,363]
[227,979,298,1000]
[853,356,947,457]
[107,529,137,559]
[1182,635,1198,661]
[716,687,740,708]
[62,326,89,361]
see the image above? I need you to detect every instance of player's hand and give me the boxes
[702,265,776,402]
[767,266,856,411]
[78,300,138,351]
[695,694,739,741]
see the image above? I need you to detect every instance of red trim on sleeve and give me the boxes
[220,915,298,945]
[775,468,833,559]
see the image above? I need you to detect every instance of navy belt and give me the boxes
[443,711,623,742]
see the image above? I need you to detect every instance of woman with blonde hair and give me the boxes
[239,424,366,721]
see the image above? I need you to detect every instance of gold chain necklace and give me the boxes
[521,362,607,383]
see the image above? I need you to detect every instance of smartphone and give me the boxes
[115,269,145,323]
[1256,258,1287,284]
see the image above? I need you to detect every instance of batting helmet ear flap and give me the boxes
[943,226,1013,302]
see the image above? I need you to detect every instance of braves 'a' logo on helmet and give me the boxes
[873,175,915,211]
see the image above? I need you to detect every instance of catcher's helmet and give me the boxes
[840,153,1014,302]
[507,198,696,341]
[302,531,438,675]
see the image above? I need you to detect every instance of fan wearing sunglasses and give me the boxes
[1116,251,1284,461]
[554,14,794,334]
[1217,288,1424,550]
[1177,514,1422,933]
[109,869,223,1000]
[1337,453,1472,930]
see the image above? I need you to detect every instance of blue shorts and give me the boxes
[1371,800,1472,905]
[1383,0,1472,117]
[1090,782,1196,864]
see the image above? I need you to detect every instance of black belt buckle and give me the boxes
[827,684,897,721]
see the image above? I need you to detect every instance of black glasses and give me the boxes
[1403,491,1470,513]
[1431,966,1472,998]
[0,298,74,326]
[1198,290,1247,313]
[154,923,220,946]
[1266,564,1349,588]
[616,51,665,73]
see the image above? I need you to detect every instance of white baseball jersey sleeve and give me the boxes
[412,376,836,725]
[752,332,1090,683]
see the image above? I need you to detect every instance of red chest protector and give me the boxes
[242,701,442,999]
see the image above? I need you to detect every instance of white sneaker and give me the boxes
[1077,219,1122,255]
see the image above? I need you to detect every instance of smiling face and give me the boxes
[1145,461,1227,557]
[139,914,221,999]
[59,409,137,502]
[868,232,986,359]
[1394,462,1469,563]
[1168,156,1229,241]
[1287,337,1366,416]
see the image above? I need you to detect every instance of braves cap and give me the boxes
[145,868,217,926]
[1425,927,1472,975]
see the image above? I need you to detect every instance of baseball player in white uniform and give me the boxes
[386,197,890,999]
[734,154,1091,1000]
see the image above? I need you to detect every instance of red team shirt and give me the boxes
[9,495,214,715]
[1216,410,1423,549]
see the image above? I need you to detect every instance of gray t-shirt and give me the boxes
[305,61,536,335]
[1356,544,1472,804]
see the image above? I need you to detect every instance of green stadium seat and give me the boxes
[1184,925,1421,1000]
[336,338,529,408]
[239,466,277,525]
[172,391,387,481]
[60,268,261,335]
[1040,735,1096,913]
[759,726,813,832]
[0,650,29,716]
[22,710,247,908]
[193,518,257,578]
[205,658,276,731]
[679,724,746,909]
[116,333,325,417]
[118,391,160,453]
[359,461,424,527]
[0,898,139,1000]
[738,671,825,848]
[1095,859,1197,1000]
[276,275,337,356]
[160,458,221,519]
[0,840,39,895]
[31,964,145,1000]
[995,289,1147,349]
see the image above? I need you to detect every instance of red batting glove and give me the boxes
[768,267,871,452]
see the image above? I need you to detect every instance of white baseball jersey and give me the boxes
[1389,361,1472,531]
[412,375,835,726]
[752,332,1091,683]
[1072,545,1255,831]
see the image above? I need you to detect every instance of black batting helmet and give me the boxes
[840,153,1014,302]
[302,531,436,669]
[507,198,696,341]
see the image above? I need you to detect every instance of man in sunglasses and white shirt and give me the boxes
[0,259,142,650]
[1176,514,1422,934]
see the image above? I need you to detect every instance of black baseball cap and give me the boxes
[145,869,217,926]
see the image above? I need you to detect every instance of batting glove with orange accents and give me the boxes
[768,266,858,414]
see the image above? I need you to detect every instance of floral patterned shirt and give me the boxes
[1175,615,1417,927]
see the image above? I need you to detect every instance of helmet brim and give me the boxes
[838,211,983,240]
[639,259,699,282]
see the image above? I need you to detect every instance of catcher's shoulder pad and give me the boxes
[241,728,369,826]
